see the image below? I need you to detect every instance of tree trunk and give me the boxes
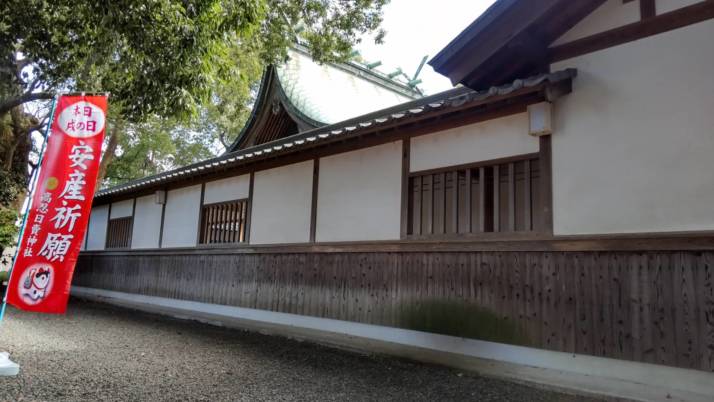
[96,119,124,186]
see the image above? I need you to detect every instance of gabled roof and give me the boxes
[229,47,421,152]
[429,0,604,89]
[96,69,576,202]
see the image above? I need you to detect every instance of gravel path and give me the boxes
[0,299,603,401]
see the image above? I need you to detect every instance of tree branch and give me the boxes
[0,92,54,116]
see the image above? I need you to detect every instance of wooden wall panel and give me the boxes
[74,249,714,372]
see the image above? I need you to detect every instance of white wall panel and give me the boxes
[250,160,313,244]
[552,0,639,46]
[110,199,134,219]
[409,113,538,173]
[86,205,109,250]
[316,141,402,242]
[203,175,250,204]
[551,20,714,234]
[656,0,703,14]
[131,194,163,249]
[161,185,201,248]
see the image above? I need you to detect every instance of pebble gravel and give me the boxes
[0,299,604,401]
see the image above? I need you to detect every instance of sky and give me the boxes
[357,0,497,95]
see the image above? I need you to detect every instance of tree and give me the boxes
[0,0,388,247]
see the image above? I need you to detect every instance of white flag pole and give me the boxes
[0,95,58,376]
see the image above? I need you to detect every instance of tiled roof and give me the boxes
[95,69,576,200]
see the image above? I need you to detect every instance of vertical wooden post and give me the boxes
[196,183,205,246]
[129,197,136,248]
[425,174,434,235]
[400,140,410,238]
[437,172,446,234]
[539,136,553,233]
[413,176,422,236]
[640,0,656,19]
[508,163,515,232]
[493,165,500,232]
[451,170,459,234]
[477,167,484,232]
[310,158,320,243]
[84,208,92,251]
[524,159,532,231]
[158,190,167,248]
[245,172,254,243]
[465,169,472,233]
[105,203,112,249]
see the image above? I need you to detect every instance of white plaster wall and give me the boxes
[86,205,109,250]
[552,0,640,46]
[251,160,313,244]
[656,0,703,14]
[316,141,402,242]
[161,185,201,248]
[551,19,714,235]
[409,113,538,172]
[131,194,163,249]
[203,175,250,204]
[110,199,133,219]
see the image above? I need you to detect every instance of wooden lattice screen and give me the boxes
[408,156,541,236]
[106,217,133,249]
[199,199,249,244]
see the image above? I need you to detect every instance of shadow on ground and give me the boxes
[0,299,603,402]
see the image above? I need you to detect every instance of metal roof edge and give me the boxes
[290,44,422,99]
[96,69,576,200]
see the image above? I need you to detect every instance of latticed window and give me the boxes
[199,199,249,244]
[106,217,133,249]
[407,155,542,236]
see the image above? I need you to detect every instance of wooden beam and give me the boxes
[79,231,714,254]
[550,1,714,62]
[640,0,656,19]
[538,136,553,233]
[451,170,459,234]
[524,159,532,231]
[400,140,411,238]
[105,203,112,249]
[493,165,500,232]
[245,172,254,243]
[413,176,422,236]
[508,163,515,232]
[129,197,136,248]
[477,168,484,233]
[309,158,320,243]
[196,183,205,246]
[158,190,167,248]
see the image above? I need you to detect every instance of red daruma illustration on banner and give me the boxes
[7,95,107,314]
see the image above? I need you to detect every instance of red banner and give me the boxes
[7,94,107,314]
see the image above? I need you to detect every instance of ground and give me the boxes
[0,300,603,402]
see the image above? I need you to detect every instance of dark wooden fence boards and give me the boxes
[74,250,714,372]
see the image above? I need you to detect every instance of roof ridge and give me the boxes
[290,44,422,99]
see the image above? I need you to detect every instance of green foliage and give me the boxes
[0,206,18,250]
[400,300,529,345]
[104,115,217,186]
[1,0,389,187]
[1,0,388,121]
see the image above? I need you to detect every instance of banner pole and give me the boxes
[0,96,58,324]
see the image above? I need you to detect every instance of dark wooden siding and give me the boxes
[74,249,714,372]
